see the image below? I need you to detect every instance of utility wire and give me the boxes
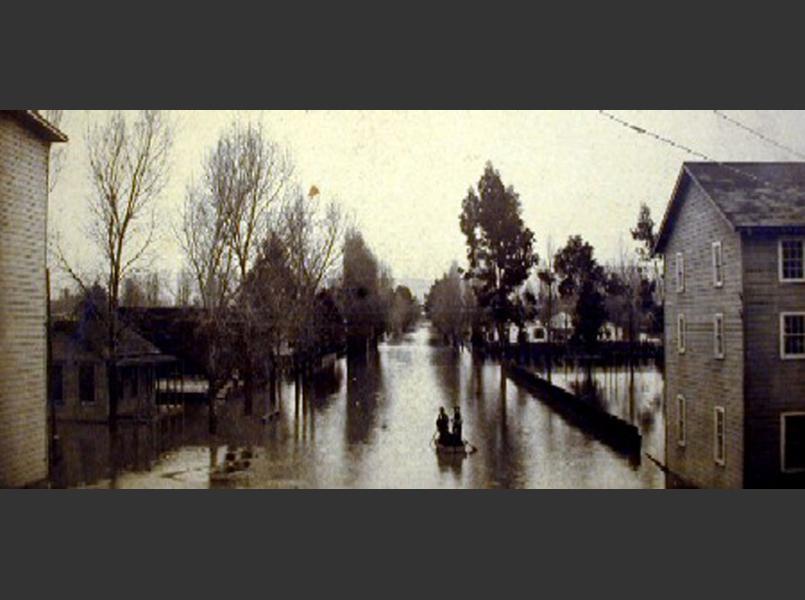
[598,110,768,185]
[712,110,805,161]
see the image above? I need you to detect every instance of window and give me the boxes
[49,364,64,407]
[677,395,687,447]
[675,252,685,293]
[781,413,805,473]
[712,241,724,288]
[781,313,805,359]
[780,239,804,282]
[714,407,726,466]
[677,313,686,354]
[79,363,95,405]
[130,367,139,397]
[714,313,725,359]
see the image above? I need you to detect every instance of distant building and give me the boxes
[598,321,624,342]
[50,318,175,422]
[656,162,805,488]
[0,111,66,488]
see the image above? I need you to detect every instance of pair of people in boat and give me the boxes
[436,407,463,447]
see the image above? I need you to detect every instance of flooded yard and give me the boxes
[51,323,666,489]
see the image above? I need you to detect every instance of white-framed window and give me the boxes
[779,239,804,282]
[677,395,687,447]
[712,241,724,288]
[780,312,805,360]
[675,252,685,293]
[677,313,686,354]
[714,406,726,467]
[713,313,725,359]
[781,412,805,473]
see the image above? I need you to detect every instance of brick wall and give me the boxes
[663,178,745,489]
[742,233,805,488]
[0,114,50,487]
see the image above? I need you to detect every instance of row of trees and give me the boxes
[428,162,663,353]
[54,111,420,430]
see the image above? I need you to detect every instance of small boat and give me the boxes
[431,434,477,456]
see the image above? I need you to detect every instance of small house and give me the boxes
[50,318,175,422]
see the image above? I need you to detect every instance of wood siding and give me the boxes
[51,332,160,422]
[663,179,745,489]
[742,234,805,488]
[0,114,50,487]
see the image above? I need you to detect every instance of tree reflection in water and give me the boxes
[50,324,666,489]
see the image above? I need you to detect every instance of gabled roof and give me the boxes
[655,162,805,254]
[3,110,68,142]
[53,318,172,365]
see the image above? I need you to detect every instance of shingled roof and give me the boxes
[656,162,805,253]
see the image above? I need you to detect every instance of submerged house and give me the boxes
[656,162,805,488]
[50,317,176,422]
[0,111,67,488]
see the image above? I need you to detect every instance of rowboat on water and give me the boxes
[431,434,477,456]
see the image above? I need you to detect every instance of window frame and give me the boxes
[131,366,139,398]
[675,252,685,293]
[713,313,725,360]
[714,406,726,467]
[78,362,96,405]
[779,238,805,283]
[677,394,687,448]
[677,313,686,355]
[712,241,724,288]
[780,312,805,360]
[781,412,805,474]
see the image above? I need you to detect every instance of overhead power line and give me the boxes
[712,110,805,161]
[597,110,767,185]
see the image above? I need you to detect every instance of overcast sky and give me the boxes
[49,110,805,295]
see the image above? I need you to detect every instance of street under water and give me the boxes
[53,323,666,489]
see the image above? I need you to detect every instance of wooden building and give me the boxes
[656,162,805,488]
[50,318,176,422]
[0,111,66,488]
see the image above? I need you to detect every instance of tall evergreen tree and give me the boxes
[459,162,537,346]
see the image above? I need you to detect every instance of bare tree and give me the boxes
[86,110,173,316]
[43,110,66,193]
[144,271,161,306]
[174,267,194,307]
[212,119,294,281]
[278,186,347,358]
[84,110,173,424]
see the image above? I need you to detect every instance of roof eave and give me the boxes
[7,110,68,143]
[653,165,690,255]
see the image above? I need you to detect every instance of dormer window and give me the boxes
[712,241,724,288]
[676,252,685,293]
[780,239,804,282]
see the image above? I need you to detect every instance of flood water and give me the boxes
[529,359,665,463]
[52,323,666,489]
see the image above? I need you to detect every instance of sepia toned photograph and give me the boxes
[1,109,803,489]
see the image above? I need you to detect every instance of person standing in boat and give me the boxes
[436,408,450,444]
[452,407,463,446]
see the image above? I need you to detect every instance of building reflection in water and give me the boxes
[50,416,184,489]
[48,325,667,489]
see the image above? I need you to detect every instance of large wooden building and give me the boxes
[656,162,805,488]
[0,111,67,488]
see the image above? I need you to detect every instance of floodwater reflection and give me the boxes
[54,323,665,489]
